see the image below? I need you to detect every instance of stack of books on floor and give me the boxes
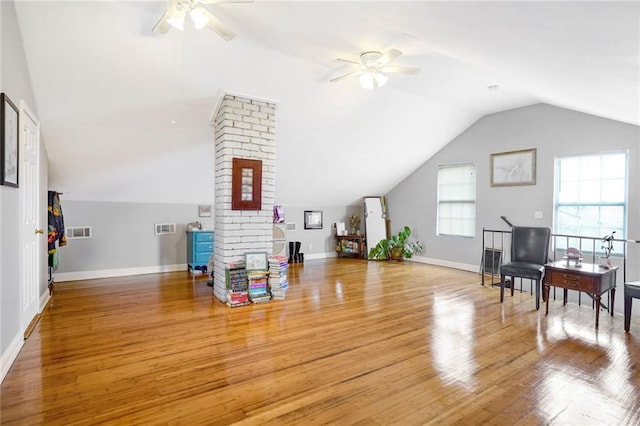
[225,261,249,307]
[268,255,289,300]
[247,271,270,303]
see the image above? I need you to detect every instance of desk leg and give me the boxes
[610,287,615,316]
[563,289,568,305]
[544,284,550,315]
[595,294,601,328]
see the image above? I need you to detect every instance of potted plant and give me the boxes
[368,226,424,261]
[349,212,361,235]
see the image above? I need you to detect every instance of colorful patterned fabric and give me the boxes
[48,191,66,267]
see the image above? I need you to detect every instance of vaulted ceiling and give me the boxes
[13,1,639,207]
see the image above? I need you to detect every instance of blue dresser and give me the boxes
[186,230,214,273]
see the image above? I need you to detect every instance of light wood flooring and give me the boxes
[2,259,640,425]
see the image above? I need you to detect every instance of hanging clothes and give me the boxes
[48,191,67,268]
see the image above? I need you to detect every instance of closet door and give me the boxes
[364,197,387,259]
[19,102,41,334]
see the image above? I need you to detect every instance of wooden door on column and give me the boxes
[19,102,41,333]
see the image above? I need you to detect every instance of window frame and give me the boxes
[553,150,628,255]
[437,162,477,238]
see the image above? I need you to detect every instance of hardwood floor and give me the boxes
[2,259,640,425]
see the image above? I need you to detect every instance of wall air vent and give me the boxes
[155,223,176,235]
[286,222,296,232]
[66,226,92,239]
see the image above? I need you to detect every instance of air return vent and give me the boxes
[66,226,92,239]
[155,223,176,235]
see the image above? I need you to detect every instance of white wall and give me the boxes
[1,0,48,380]
[53,201,208,281]
[385,103,640,313]
[282,205,363,259]
[0,0,4,379]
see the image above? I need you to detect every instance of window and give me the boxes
[437,163,476,237]
[554,151,627,253]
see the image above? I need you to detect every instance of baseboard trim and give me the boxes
[39,288,51,312]
[408,255,478,273]
[23,313,41,339]
[0,332,24,384]
[305,252,337,261]
[52,258,478,281]
[54,264,188,282]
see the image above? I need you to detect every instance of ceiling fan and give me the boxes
[330,49,421,90]
[153,0,252,41]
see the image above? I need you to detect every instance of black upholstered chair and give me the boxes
[624,281,640,332]
[500,226,551,310]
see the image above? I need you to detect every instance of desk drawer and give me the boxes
[550,271,596,292]
[195,242,213,253]
[194,232,214,243]
[194,253,211,264]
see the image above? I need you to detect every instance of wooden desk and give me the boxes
[543,260,618,327]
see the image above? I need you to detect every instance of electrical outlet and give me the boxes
[534,211,543,219]
[309,244,313,252]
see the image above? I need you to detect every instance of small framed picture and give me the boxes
[304,210,323,230]
[232,157,262,210]
[198,205,211,217]
[1,93,19,188]
[245,252,268,271]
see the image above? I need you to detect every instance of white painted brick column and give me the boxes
[212,94,276,302]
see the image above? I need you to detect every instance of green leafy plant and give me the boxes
[368,226,424,260]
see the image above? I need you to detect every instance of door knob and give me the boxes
[35,229,45,234]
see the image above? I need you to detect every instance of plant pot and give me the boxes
[389,248,404,261]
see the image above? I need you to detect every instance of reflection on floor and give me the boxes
[1,259,639,424]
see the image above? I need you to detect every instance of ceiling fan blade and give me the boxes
[152,0,180,34]
[336,58,361,66]
[198,0,254,4]
[152,13,172,34]
[376,48,402,66]
[380,65,421,75]
[199,7,236,40]
[330,70,365,83]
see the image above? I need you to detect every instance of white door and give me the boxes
[364,197,387,258]
[19,102,41,333]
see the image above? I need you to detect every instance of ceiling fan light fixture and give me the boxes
[166,13,185,31]
[359,71,388,90]
[374,72,388,87]
[166,1,186,30]
[190,7,209,30]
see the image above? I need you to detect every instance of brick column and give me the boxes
[212,94,276,302]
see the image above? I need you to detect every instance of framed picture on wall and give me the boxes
[1,93,19,188]
[232,158,262,210]
[490,148,536,187]
[304,210,323,230]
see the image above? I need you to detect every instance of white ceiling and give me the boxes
[13,1,639,207]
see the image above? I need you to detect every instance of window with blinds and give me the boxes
[437,163,476,238]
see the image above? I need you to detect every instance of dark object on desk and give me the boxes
[624,281,640,332]
[500,226,551,310]
[544,261,617,328]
